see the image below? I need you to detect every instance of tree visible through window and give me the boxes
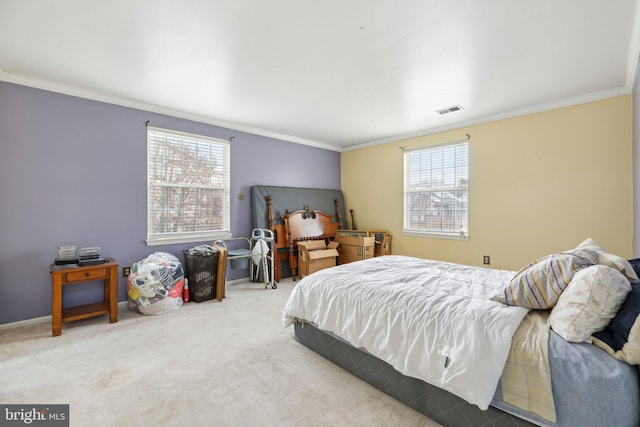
[147,127,230,245]
[403,141,468,239]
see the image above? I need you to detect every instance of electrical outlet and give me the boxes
[122,266,131,277]
[483,255,490,265]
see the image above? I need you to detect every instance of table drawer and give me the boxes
[65,268,109,283]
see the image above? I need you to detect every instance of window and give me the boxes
[147,127,231,245]
[403,141,468,239]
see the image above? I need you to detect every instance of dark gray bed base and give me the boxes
[294,321,536,427]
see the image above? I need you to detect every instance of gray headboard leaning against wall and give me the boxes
[250,185,347,231]
[250,185,347,279]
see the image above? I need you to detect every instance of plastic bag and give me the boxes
[127,252,184,315]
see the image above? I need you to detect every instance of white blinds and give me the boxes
[147,127,230,245]
[403,141,468,238]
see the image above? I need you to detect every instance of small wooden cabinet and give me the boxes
[49,258,118,336]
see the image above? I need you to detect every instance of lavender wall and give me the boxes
[0,82,340,325]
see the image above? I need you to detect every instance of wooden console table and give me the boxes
[49,257,118,336]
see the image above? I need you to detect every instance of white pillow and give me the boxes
[575,238,638,280]
[550,265,631,342]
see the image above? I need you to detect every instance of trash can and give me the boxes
[183,246,219,303]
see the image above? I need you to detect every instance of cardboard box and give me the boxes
[374,235,393,257]
[336,235,375,264]
[297,240,339,277]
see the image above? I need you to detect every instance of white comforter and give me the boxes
[282,255,529,409]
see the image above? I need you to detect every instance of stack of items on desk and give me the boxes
[78,247,104,266]
[55,245,79,266]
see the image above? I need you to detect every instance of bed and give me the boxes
[269,197,342,281]
[250,185,349,282]
[251,185,353,282]
[282,240,640,427]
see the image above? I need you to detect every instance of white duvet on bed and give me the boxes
[283,255,529,410]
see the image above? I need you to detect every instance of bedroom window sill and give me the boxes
[403,230,470,241]
[146,232,232,246]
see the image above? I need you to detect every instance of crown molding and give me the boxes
[2,69,632,154]
[0,70,342,152]
[344,87,628,151]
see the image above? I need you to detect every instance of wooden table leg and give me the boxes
[51,274,62,337]
[107,264,118,323]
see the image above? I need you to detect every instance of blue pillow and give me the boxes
[592,280,640,363]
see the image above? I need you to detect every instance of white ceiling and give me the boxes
[1,1,639,151]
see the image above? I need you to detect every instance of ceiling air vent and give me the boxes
[436,105,463,115]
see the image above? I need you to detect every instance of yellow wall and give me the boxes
[341,95,633,271]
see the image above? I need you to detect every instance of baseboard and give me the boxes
[227,277,250,286]
[0,314,50,331]
[0,301,130,332]
[0,278,255,332]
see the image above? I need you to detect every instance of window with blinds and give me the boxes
[403,141,469,239]
[147,127,231,245]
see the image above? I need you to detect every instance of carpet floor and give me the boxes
[0,278,440,427]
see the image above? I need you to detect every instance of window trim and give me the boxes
[146,126,231,246]
[402,140,469,241]
[403,229,470,241]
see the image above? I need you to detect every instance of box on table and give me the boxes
[336,235,375,264]
[297,240,340,277]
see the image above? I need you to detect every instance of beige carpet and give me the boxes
[0,278,440,427]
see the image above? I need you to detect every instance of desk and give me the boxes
[50,258,118,336]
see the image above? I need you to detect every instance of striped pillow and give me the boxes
[491,249,598,309]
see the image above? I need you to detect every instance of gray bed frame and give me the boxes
[294,321,536,427]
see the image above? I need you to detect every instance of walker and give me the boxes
[218,228,277,289]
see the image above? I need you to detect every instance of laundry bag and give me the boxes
[127,252,184,315]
